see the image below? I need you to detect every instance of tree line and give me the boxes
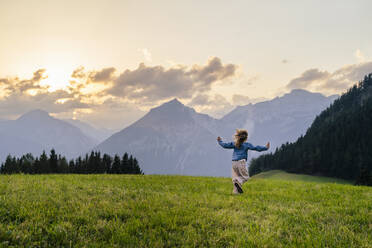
[0,149,143,175]
[249,74,372,186]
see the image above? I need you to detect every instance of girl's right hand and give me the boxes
[266,142,270,149]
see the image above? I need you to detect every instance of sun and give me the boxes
[40,67,72,91]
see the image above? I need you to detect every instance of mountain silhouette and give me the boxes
[96,98,231,175]
[0,110,96,160]
[96,90,337,176]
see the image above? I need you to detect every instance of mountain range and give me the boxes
[96,90,338,176]
[0,110,96,160]
[222,89,339,150]
[0,89,338,176]
[96,99,231,176]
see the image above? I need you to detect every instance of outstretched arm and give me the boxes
[248,142,270,152]
[217,136,235,149]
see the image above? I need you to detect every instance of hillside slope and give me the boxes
[96,99,232,176]
[0,174,370,247]
[249,74,372,185]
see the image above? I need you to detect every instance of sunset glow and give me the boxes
[0,0,371,129]
[41,67,72,91]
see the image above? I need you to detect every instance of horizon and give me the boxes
[1,0,372,129]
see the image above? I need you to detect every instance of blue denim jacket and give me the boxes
[218,140,268,161]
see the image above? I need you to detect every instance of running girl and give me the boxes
[217,129,270,194]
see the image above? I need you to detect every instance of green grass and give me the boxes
[252,170,352,184]
[0,174,371,247]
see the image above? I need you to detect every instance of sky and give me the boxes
[1,0,372,129]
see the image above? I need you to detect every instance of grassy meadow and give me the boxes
[0,172,371,247]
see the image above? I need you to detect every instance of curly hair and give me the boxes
[234,129,248,148]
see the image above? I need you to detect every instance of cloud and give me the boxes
[1,69,50,94]
[0,89,87,118]
[188,92,268,119]
[89,67,116,82]
[0,71,142,129]
[286,61,372,94]
[107,57,238,103]
[2,57,371,129]
[287,69,330,90]
[71,66,116,84]
[188,93,234,118]
[0,57,239,128]
[138,48,152,62]
[231,95,251,106]
[231,94,268,106]
[354,49,365,63]
[72,98,145,130]
[0,78,11,88]
[32,69,48,81]
[188,94,210,106]
[232,94,253,106]
[0,69,92,119]
[71,66,86,79]
[281,59,289,64]
[188,57,237,85]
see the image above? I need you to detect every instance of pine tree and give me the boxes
[1,155,14,174]
[112,155,121,174]
[132,158,143,175]
[355,165,372,186]
[39,151,49,173]
[0,150,143,175]
[49,149,58,173]
[102,154,112,173]
[58,155,69,173]
[121,153,129,174]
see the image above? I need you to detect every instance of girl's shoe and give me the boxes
[233,179,243,193]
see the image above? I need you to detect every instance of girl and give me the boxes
[217,129,270,194]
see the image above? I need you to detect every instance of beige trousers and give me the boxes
[232,159,250,186]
